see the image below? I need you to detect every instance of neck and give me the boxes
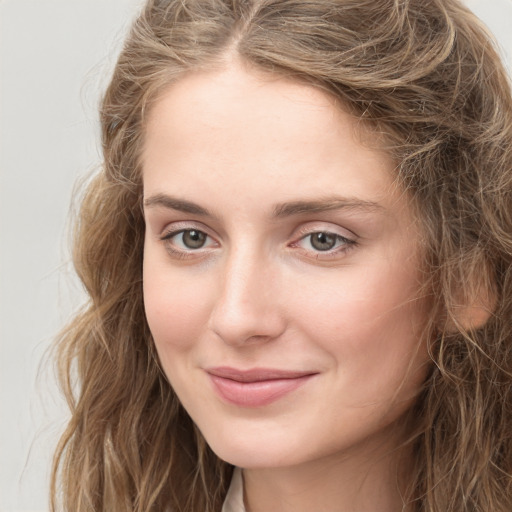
[242,429,414,512]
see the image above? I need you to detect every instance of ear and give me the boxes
[451,299,494,331]
[446,263,496,332]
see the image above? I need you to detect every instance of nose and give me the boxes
[208,248,286,346]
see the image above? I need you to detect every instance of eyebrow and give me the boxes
[272,197,385,217]
[143,193,385,218]
[144,194,213,217]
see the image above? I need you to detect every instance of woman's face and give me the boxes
[142,64,431,469]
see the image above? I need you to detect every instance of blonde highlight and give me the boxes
[52,1,512,510]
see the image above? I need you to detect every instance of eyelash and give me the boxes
[160,228,217,259]
[290,231,356,258]
[159,226,357,260]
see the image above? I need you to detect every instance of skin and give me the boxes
[142,62,431,512]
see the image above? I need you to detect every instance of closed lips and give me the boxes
[206,367,318,407]
[206,367,317,382]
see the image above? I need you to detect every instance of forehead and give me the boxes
[142,64,407,218]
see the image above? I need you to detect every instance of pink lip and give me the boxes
[206,367,317,407]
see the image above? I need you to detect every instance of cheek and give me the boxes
[143,256,211,356]
[289,258,430,381]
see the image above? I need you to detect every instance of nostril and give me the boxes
[208,299,286,346]
[207,256,286,345]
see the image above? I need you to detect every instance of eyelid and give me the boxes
[161,229,216,247]
[288,222,358,260]
[159,221,219,258]
[159,220,215,239]
[292,222,358,242]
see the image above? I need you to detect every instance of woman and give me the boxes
[51,1,512,511]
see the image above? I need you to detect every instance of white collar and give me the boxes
[221,467,246,512]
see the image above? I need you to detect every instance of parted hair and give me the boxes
[51,1,512,510]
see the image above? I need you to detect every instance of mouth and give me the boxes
[206,367,318,407]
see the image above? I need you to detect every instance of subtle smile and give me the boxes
[206,367,318,407]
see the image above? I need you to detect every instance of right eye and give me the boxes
[161,228,217,256]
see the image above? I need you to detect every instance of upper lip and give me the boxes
[206,366,317,382]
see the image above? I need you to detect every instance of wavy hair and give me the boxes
[51,1,512,510]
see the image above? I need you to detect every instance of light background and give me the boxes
[0,1,511,510]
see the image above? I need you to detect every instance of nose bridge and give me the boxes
[209,241,284,345]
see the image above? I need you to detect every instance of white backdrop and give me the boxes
[1,1,511,510]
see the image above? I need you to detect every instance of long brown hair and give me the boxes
[51,1,512,510]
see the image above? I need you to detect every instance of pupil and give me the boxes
[183,230,206,249]
[311,232,336,251]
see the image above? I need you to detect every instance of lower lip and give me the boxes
[208,374,314,407]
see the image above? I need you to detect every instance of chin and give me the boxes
[201,425,305,469]
[214,446,298,469]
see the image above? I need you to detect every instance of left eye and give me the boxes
[298,232,352,252]
[163,229,213,250]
